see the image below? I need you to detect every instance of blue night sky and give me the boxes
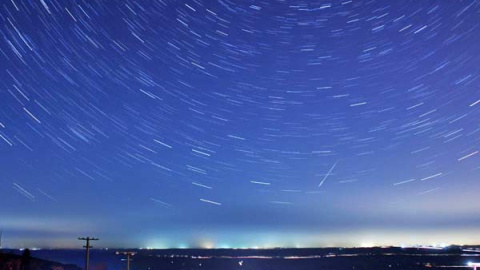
[1,0,480,248]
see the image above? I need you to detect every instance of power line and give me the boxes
[116,251,136,270]
[78,237,99,270]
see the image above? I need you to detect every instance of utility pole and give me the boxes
[116,251,136,270]
[78,237,99,270]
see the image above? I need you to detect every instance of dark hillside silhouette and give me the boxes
[0,252,81,270]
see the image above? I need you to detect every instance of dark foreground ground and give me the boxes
[0,252,81,270]
[4,246,480,270]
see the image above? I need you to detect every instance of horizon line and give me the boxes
[2,244,479,250]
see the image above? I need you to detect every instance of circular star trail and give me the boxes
[1,0,480,248]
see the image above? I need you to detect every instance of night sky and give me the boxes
[1,0,480,249]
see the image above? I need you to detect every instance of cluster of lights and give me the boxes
[468,262,480,269]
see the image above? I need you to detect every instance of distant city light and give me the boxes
[468,262,480,270]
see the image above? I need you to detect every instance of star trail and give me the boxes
[1,0,480,248]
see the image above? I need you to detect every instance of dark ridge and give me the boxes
[0,250,81,270]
